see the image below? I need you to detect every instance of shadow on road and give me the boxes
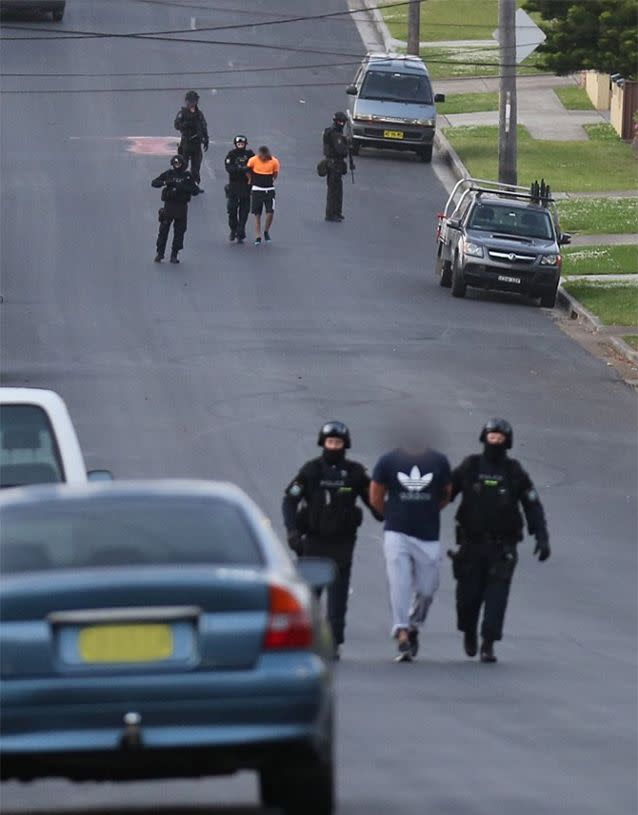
[1,808,274,815]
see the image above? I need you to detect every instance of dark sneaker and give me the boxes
[264,231,271,242]
[480,640,497,663]
[154,254,163,263]
[169,254,179,264]
[395,639,412,663]
[408,629,419,658]
[336,214,345,221]
[464,630,478,658]
[229,230,236,242]
[325,215,340,222]
[237,236,245,244]
[254,237,262,245]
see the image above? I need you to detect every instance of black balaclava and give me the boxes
[323,447,346,466]
[483,440,507,463]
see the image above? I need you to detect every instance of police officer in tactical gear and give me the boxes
[174,90,209,189]
[283,421,383,658]
[151,154,200,263]
[449,418,550,663]
[322,112,350,222]
[224,135,254,243]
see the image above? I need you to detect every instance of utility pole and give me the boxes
[498,0,517,185]
[407,0,421,56]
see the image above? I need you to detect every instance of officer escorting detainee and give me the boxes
[282,422,383,660]
[224,135,254,243]
[449,418,551,663]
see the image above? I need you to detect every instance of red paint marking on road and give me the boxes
[126,137,178,155]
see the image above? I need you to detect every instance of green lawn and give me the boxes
[623,334,638,349]
[563,282,638,326]
[557,198,638,234]
[444,125,638,192]
[383,0,499,42]
[437,91,499,114]
[419,45,541,80]
[562,245,638,276]
[553,85,595,111]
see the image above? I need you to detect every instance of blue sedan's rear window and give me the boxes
[0,497,264,574]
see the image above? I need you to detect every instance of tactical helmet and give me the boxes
[333,111,347,124]
[185,90,200,104]
[170,154,186,170]
[317,420,351,449]
[480,418,513,449]
[234,134,248,146]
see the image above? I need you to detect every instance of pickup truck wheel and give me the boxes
[539,288,557,308]
[417,145,433,163]
[438,257,452,287]
[451,258,466,298]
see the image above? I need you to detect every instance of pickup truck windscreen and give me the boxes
[468,204,554,240]
[0,404,65,487]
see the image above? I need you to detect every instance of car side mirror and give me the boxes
[559,233,572,245]
[447,218,461,230]
[88,469,113,482]
[297,557,335,590]
[345,85,358,96]
[434,93,446,103]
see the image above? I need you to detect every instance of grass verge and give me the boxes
[557,198,638,234]
[553,85,595,111]
[444,125,638,192]
[383,0,499,42]
[622,335,638,350]
[563,282,638,326]
[438,92,499,114]
[562,245,638,276]
[419,45,541,80]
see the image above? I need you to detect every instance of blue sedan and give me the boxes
[0,481,335,814]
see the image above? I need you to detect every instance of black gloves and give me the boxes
[287,531,303,556]
[203,141,209,152]
[534,536,551,562]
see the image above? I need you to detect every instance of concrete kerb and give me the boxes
[357,0,394,52]
[434,129,471,180]
[609,336,638,364]
[556,285,604,331]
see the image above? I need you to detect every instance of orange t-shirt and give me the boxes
[247,155,280,189]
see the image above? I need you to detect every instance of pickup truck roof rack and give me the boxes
[442,177,556,219]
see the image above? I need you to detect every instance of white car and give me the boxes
[0,387,109,488]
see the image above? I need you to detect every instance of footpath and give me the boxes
[351,0,638,370]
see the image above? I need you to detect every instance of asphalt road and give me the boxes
[1,1,636,813]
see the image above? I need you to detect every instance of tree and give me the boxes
[523,0,638,79]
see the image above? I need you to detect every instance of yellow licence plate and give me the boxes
[383,130,404,140]
[78,624,173,663]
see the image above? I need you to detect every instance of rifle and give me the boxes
[348,148,355,185]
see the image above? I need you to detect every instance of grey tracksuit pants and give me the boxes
[383,531,442,636]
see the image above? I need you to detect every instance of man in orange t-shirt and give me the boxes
[247,146,280,245]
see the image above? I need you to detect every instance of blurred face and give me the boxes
[324,437,345,451]
[486,431,507,446]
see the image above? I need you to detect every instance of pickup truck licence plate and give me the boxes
[383,130,404,140]
[498,275,521,284]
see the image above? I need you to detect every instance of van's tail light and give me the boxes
[263,584,313,650]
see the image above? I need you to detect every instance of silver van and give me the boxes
[345,53,445,163]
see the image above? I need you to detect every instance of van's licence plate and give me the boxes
[383,130,404,139]
[498,275,521,284]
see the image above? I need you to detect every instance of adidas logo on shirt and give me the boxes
[397,466,433,494]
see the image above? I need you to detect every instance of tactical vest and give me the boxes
[297,459,363,538]
[455,455,525,540]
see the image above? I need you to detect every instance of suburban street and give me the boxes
[1,1,636,813]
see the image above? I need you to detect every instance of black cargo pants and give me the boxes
[156,206,187,257]
[227,187,251,238]
[454,540,518,642]
[325,160,345,219]
[179,143,203,184]
[303,536,355,646]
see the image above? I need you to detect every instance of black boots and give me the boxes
[154,253,163,263]
[170,253,179,264]
[480,640,497,663]
[463,629,478,658]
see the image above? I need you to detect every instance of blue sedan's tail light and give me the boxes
[263,584,313,650]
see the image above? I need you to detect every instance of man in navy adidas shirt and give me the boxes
[371,441,451,662]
